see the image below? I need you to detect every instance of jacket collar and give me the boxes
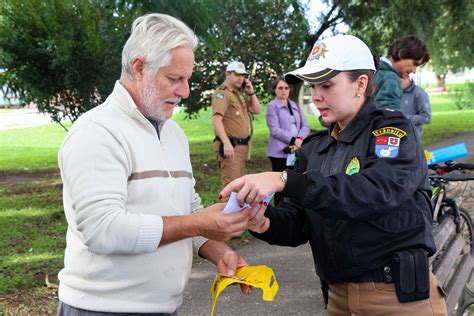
[404,80,415,93]
[313,103,376,153]
[330,102,377,143]
[274,97,294,109]
[109,81,167,132]
[379,59,400,76]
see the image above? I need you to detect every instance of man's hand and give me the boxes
[198,240,251,295]
[223,141,234,159]
[217,249,251,294]
[220,172,284,207]
[194,203,250,241]
[243,79,255,95]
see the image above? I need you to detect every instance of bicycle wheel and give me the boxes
[459,207,473,257]
[437,206,473,257]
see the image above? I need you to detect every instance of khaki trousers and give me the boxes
[328,272,448,315]
[214,143,248,188]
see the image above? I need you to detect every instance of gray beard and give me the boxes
[142,102,166,126]
[141,80,167,125]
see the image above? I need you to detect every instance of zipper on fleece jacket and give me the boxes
[148,118,173,180]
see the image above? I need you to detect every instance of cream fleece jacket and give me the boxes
[57,81,207,313]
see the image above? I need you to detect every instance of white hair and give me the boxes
[121,13,198,80]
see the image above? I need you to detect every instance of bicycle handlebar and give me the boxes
[453,163,474,171]
[429,163,474,173]
[429,174,474,182]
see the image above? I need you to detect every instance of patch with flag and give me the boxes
[372,127,405,158]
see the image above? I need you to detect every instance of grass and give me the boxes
[1,88,473,313]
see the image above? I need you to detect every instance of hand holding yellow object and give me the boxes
[210,265,279,316]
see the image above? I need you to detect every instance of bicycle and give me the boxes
[428,161,474,315]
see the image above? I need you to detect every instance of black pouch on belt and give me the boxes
[392,249,430,303]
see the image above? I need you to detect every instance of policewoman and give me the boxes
[220,35,448,315]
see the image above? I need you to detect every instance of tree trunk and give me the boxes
[290,83,303,103]
[436,73,447,90]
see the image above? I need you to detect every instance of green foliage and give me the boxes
[0,0,221,125]
[429,0,474,75]
[449,82,474,110]
[341,0,438,56]
[184,0,309,115]
[0,0,308,120]
[0,0,131,128]
[2,0,474,125]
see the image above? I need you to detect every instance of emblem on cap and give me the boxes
[345,157,360,175]
[308,42,328,61]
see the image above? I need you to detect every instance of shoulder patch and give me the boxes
[216,93,224,100]
[372,126,406,159]
[372,127,407,138]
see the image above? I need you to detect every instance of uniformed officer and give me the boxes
[212,61,261,188]
[221,35,448,315]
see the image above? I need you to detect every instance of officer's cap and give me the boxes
[285,35,375,84]
[226,61,248,75]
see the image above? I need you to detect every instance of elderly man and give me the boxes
[212,61,261,189]
[375,35,430,110]
[57,13,260,315]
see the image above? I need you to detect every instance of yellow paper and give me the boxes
[210,265,279,316]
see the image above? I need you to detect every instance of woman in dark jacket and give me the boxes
[221,34,447,315]
[266,76,310,205]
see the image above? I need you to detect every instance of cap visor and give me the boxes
[285,68,340,84]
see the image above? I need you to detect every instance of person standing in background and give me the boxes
[266,76,310,205]
[211,61,261,189]
[400,75,432,136]
[375,35,430,110]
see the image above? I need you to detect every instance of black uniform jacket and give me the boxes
[253,102,436,284]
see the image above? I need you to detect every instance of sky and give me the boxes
[305,0,349,37]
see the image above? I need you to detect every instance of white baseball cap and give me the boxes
[226,61,248,75]
[285,34,375,84]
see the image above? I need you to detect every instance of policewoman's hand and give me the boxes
[248,202,270,234]
[220,172,284,207]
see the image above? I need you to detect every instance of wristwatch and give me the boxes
[280,170,287,185]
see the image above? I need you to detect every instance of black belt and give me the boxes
[214,136,250,146]
[347,264,394,284]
